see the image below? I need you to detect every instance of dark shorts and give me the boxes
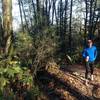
[85,61,94,79]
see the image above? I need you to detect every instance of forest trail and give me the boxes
[37,63,100,100]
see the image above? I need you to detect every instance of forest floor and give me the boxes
[37,63,100,100]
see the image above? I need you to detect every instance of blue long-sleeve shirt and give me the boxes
[82,46,97,62]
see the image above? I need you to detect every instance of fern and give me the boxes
[0,59,40,99]
[0,77,9,91]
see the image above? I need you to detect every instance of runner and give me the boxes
[82,39,97,85]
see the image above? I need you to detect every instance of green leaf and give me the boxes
[0,67,7,75]
[0,77,9,90]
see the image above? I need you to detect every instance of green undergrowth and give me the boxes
[0,59,40,99]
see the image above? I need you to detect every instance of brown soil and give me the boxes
[37,63,100,100]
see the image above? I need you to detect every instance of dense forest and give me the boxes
[0,0,100,100]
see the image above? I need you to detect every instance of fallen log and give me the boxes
[38,77,77,100]
[45,62,100,99]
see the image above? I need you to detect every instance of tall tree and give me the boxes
[84,0,88,45]
[18,0,24,33]
[69,0,73,54]
[2,0,13,55]
[84,0,99,40]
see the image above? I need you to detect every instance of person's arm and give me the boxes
[94,47,97,60]
[82,49,86,58]
[82,49,89,62]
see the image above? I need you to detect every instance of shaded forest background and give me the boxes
[0,0,100,99]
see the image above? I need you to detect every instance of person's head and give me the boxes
[87,39,93,48]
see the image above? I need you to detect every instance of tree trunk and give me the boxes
[69,0,73,54]
[88,0,93,39]
[20,0,30,32]
[36,0,40,26]
[84,0,88,46]
[46,65,100,99]
[2,0,13,56]
[18,0,24,33]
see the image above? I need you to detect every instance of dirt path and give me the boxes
[61,64,100,85]
[37,64,100,100]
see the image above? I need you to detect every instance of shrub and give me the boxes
[0,59,40,99]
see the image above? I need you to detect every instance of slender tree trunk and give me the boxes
[84,0,88,46]
[64,0,68,34]
[48,0,52,19]
[69,0,73,54]
[59,0,63,35]
[63,0,68,54]
[91,0,97,34]
[18,0,24,33]
[93,13,99,34]
[28,0,33,28]
[36,0,40,26]
[45,0,48,25]
[20,0,30,32]
[31,0,37,25]
[2,0,13,55]
[0,16,3,48]
[52,0,56,25]
[88,0,93,39]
